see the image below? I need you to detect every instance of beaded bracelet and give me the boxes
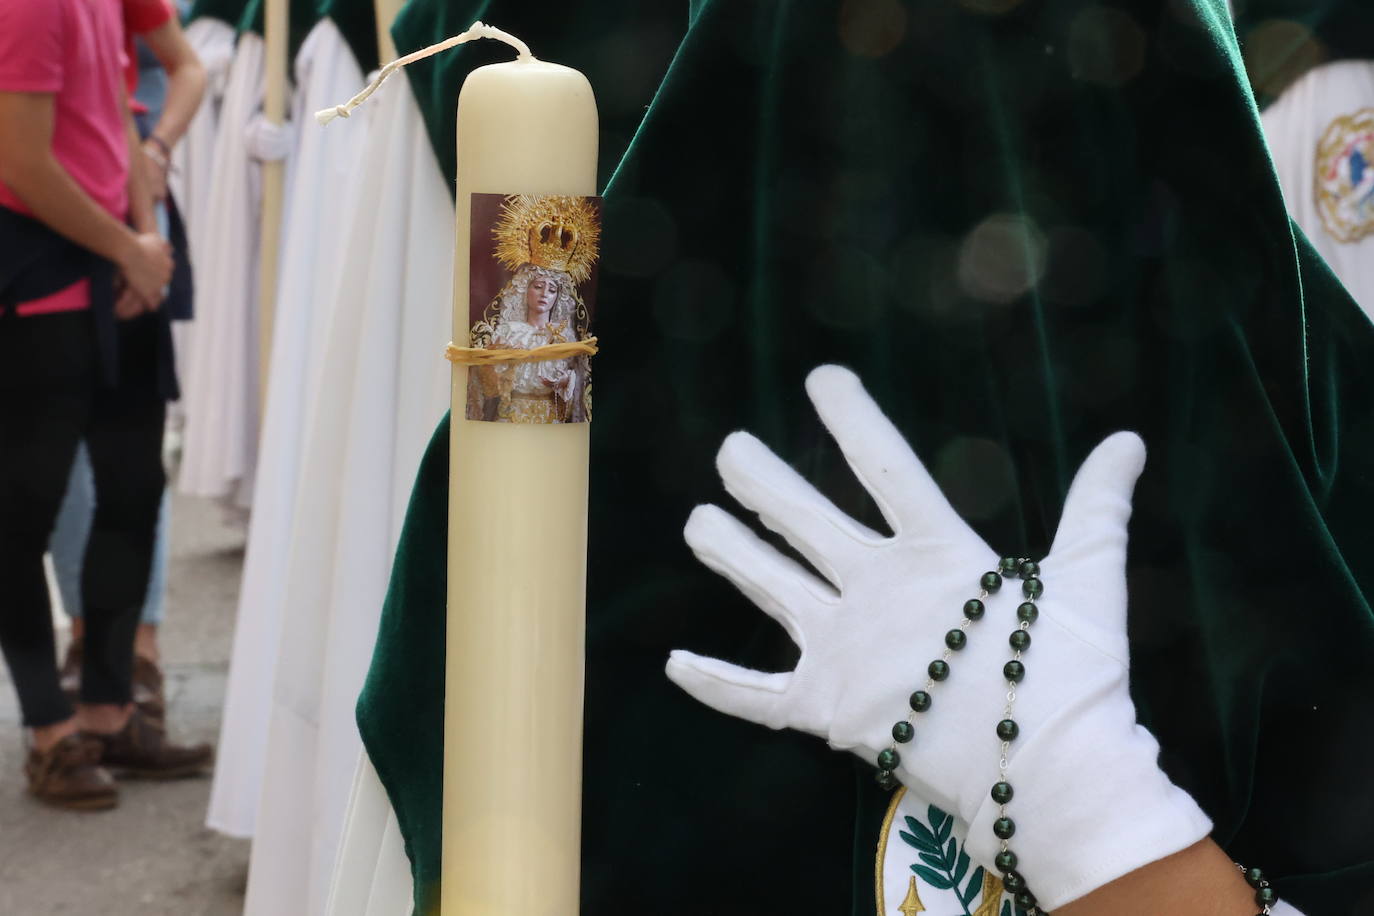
[1236,862,1276,915]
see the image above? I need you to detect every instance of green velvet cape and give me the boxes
[185,0,249,27]
[357,2,1374,913]
[187,0,378,74]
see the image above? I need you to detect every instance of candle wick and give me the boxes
[315,21,535,126]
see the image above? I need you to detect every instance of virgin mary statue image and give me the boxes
[467,194,600,424]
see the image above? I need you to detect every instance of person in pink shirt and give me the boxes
[0,0,210,811]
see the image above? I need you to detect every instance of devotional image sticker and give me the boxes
[466,193,601,423]
[1315,107,1374,244]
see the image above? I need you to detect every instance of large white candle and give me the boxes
[444,54,598,916]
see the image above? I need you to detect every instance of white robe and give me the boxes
[177,32,266,512]
[325,753,416,916]
[235,47,452,916]
[206,17,366,841]
[168,17,237,252]
[167,17,237,428]
[1261,60,1374,320]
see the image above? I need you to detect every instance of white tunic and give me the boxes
[168,17,237,252]
[227,33,450,914]
[177,32,266,512]
[166,17,238,430]
[1261,60,1374,320]
[207,17,366,842]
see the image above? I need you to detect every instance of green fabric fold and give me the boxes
[185,0,250,26]
[236,0,323,61]
[359,1,1374,913]
[319,0,380,76]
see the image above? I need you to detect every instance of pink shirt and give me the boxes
[0,0,129,221]
[123,0,174,116]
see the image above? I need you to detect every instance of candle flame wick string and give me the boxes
[445,338,599,365]
[315,22,534,126]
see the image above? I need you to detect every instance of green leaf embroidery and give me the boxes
[919,852,946,871]
[953,849,970,886]
[960,865,985,907]
[1001,902,1012,916]
[899,805,976,916]
[903,816,939,851]
[899,830,937,857]
[911,864,955,890]
[932,805,954,845]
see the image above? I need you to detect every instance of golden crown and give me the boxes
[491,194,601,284]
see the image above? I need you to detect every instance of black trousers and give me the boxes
[0,310,165,727]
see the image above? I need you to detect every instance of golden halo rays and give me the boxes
[492,194,601,284]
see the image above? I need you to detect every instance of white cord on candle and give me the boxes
[315,21,535,125]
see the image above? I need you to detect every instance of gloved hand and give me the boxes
[666,365,1212,911]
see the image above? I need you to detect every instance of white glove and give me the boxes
[666,365,1213,911]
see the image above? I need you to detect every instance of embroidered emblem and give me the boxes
[877,789,1028,916]
[1315,108,1374,243]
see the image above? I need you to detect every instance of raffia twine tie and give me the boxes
[445,337,599,365]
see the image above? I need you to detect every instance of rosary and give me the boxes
[874,558,1277,916]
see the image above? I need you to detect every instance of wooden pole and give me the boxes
[373,0,402,63]
[258,0,288,412]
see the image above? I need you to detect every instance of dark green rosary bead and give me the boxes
[1255,887,1277,906]
[1004,660,1026,682]
[928,659,950,681]
[994,849,1018,872]
[1245,867,1265,888]
[1014,890,1037,909]
[993,816,1016,839]
[945,629,967,650]
[963,598,985,620]
[999,556,1019,575]
[981,571,1003,592]
[1009,629,1031,651]
[909,690,932,712]
[877,748,900,770]
[875,769,900,791]
[996,719,1019,741]
[991,781,1014,804]
[1022,577,1043,599]
[892,721,914,743]
[1017,601,1039,624]
[1002,870,1026,894]
[1018,559,1040,579]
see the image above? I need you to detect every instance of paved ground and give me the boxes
[0,492,251,916]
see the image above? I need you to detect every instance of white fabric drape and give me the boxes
[1261,60,1374,319]
[168,17,237,248]
[207,18,364,841]
[177,32,266,513]
[325,756,415,916]
[213,22,452,912]
[245,62,451,914]
[167,17,239,430]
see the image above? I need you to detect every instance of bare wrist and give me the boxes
[141,138,169,173]
[112,227,141,267]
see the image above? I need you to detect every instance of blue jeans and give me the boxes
[49,441,169,627]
